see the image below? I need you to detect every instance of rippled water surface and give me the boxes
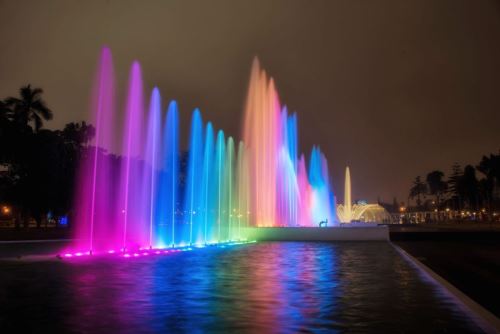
[0,242,482,333]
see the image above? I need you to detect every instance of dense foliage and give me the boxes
[0,85,94,227]
[409,154,500,216]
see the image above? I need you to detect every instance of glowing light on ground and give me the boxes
[60,241,253,260]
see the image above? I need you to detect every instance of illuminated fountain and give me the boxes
[337,167,391,223]
[243,59,335,227]
[69,48,338,256]
[71,48,251,255]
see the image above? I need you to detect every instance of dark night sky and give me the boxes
[1,0,500,203]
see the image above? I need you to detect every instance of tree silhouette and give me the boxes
[0,101,13,163]
[426,170,447,208]
[0,100,11,125]
[448,163,463,210]
[407,154,499,218]
[5,85,53,132]
[1,86,95,228]
[462,165,479,210]
[409,176,427,208]
[60,122,95,151]
[477,154,500,213]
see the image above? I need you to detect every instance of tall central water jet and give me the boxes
[336,167,391,223]
[344,167,352,222]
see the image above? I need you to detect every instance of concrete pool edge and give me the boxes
[243,226,389,241]
[391,242,500,334]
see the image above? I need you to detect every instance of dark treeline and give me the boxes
[0,85,195,229]
[0,85,94,228]
[407,154,500,219]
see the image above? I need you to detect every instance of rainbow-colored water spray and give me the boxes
[243,59,335,227]
[70,48,336,255]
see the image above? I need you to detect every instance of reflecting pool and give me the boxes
[0,242,482,333]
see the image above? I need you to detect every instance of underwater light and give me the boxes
[59,240,254,260]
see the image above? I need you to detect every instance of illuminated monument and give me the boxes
[69,48,341,256]
[337,167,391,223]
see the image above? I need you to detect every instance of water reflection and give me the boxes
[0,242,482,333]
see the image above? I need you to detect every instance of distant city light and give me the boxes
[59,216,68,226]
[1,206,11,215]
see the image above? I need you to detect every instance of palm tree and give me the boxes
[5,85,53,132]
